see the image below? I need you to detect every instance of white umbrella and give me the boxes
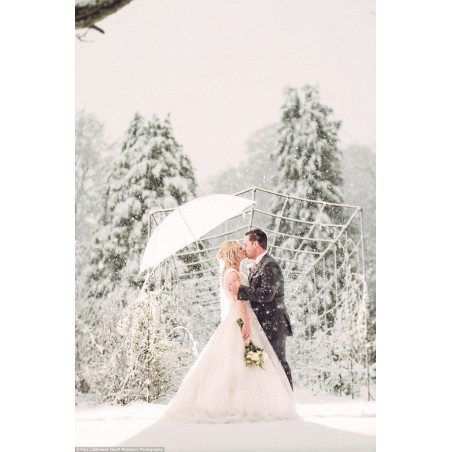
[139,194,254,273]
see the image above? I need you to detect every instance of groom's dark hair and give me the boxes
[245,229,267,250]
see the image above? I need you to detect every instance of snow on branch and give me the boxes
[75,0,135,30]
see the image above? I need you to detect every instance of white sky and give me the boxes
[75,0,375,184]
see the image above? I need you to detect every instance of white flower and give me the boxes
[252,352,260,361]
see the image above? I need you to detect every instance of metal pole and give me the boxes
[333,245,338,307]
[359,208,372,402]
[248,187,257,229]
[270,195,289,253]
[322,257,327,330]
[302,207,361,277]
[244,186,360,210]
[147,210,152,239]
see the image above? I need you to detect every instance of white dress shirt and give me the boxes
[254,250,267,265]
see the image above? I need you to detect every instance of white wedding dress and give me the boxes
[159,268,299,423]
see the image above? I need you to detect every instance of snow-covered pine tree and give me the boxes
[270,84,343,255]
[88,112,197,299]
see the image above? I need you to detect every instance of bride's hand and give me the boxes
[242,322,251,341]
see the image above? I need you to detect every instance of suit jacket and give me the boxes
[237,254,293,340]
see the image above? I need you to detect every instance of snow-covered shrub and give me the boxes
[113,288,192,404]
[291,259,370,398]
[75,279,199,405]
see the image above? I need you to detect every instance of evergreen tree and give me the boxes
[88,112,197,298]
[75,110,111,243]
[270,84,344,256]
[75,111,117,296]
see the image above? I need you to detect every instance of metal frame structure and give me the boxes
[145,187,374,400]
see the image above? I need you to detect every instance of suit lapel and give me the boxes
[248,254,269,282]
[248,266,255,282]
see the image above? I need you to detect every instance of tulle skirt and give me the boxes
[160,302,299,423]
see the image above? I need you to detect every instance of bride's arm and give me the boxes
[226,272,251,341]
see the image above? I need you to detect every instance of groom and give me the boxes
[228,228,294,390]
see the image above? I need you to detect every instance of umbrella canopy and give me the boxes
[139,194,254,273]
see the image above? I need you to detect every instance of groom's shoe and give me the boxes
[284,364,293,390]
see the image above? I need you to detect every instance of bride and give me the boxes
[159,240,299,423]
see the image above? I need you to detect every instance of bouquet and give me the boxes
[236,318,268,369]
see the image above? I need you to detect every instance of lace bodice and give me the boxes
[221,268,249,318]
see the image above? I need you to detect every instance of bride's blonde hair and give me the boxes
[217,240,242,279]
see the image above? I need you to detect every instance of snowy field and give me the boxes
[75,388,375,451]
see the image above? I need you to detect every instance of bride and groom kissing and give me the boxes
[160,228,299,423]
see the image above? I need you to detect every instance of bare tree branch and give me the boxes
[75,0,135,30]
[76,27,94,42]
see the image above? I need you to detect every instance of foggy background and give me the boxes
[76,0,375,185]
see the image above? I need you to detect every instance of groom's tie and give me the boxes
[249,261,258,281]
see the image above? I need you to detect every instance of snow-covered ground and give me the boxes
[75,388,375,451]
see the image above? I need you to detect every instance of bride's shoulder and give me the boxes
[223,267,240,280]
[223,267,238,274]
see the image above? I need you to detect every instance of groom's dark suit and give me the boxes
[237,253,293,389]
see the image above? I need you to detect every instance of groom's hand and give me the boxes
[227,279,241,297]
